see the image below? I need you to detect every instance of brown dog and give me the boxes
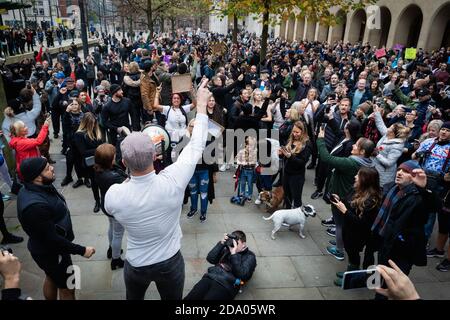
[259,186,284,213]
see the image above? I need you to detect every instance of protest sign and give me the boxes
[171,74,193,93]
[405,48,417,60]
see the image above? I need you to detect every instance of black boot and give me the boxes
[72,179,84,188]
[93,201,100,213]
[84,178,91,188]
[1,233,24,244]
[111,258,124,270]
[107,247,123,259]
[61,176,73,187]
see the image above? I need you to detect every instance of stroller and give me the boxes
[230,165,246,206]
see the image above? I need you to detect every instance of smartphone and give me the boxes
[342,268,381,290]
[330,194,340,203]
[320,123,327,131]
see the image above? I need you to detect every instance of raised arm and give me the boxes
[153,85,164,112]
[374,109,388,136]
[159,79,210,189]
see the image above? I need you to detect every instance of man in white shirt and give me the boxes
[105,79,210,300]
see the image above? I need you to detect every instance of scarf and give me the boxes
[371,183,415,236]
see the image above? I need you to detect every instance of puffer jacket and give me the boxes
[9,124,49,180]
[373,112,405,187]
[205,242,257,295]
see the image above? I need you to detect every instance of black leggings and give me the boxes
[314,158,329,192]
[184,276,234,300]
[283,173,305,209]
[65,148,83,180]
[0,195,8,238]
[87,167,100,202]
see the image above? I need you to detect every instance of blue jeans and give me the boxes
[424,212,437,240]
[189,170,209,214]
[107,216,125,259]
[239,168,255,199]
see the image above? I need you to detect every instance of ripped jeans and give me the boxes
[189,169,209,214]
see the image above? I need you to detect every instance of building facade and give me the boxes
[209,0,450,51]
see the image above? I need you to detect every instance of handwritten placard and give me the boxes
[171,74,193,94]
[405,48,417,60]
[375,48,386,59]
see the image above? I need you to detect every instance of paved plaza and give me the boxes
[2,132,450,300]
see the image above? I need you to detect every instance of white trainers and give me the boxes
[255,198,262,205]
[219,164,227,172]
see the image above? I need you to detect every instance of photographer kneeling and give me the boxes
[184,231,257,300]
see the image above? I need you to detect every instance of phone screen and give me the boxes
[342,269,380,290]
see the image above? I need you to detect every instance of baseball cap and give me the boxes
[55,72,65,79]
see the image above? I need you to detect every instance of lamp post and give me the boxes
[78,0,89,58]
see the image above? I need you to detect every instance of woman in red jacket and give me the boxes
[9,117,50,180]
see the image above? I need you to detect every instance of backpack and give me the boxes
[166,105,188,127]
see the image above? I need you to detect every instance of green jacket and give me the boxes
[393,87,418,109]
[317,138,374,198]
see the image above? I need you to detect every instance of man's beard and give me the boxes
[41,175,55,185]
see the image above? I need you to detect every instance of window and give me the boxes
[39,8,45,15]
[33,8,38,14]
[38,1,44,6]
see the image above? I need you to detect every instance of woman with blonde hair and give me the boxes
[301,88,320,169]
[9,117,50,181]
[279,108,299,146]
[372,105,411,187]
[279,121,312,208]
[74,112,104,212]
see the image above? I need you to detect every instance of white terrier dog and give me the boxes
[263,205,316,240]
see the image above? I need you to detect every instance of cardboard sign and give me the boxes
[405,48,417,60]
[393,43,404,51]
[375,48,386,59]
[208,119,225,138]
[171,74,193,94]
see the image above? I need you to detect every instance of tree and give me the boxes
[211,0,377,65]
[120,0,181,37]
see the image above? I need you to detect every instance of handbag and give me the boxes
[84,156,95,167]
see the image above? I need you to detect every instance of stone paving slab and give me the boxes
[250,287,324,300]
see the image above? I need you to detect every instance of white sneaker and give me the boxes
[255,198,262,205]
[226,164,231,170]
[219,164,227,172]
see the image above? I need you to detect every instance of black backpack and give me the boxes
[166,105,188,127]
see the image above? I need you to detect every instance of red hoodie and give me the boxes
[9,124,49,180]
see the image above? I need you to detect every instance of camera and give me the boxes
[0,246,13,254]
[225,234,238,248]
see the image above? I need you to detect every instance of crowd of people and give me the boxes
[0,28,449,300]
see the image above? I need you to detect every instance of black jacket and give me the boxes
[95,165,128,216]
[62,111,84,149]
[283,141,312,175]
[205,242,257,295]
[378,182,441,267]
[73,131,103,171]
[17,183,85,256]
[101,98,131,133]
[342,194,380,254]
